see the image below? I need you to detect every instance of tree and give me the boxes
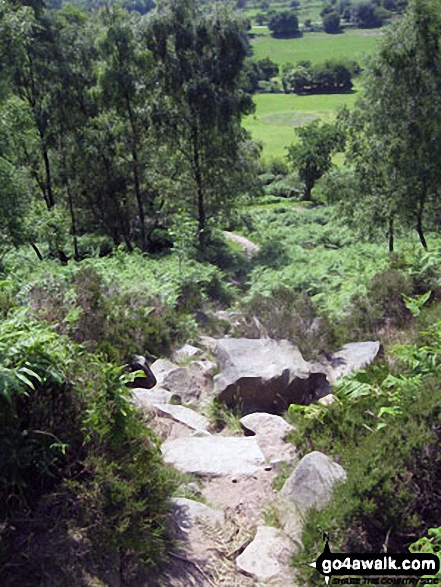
[146,0,257,249]
[352,1,383,27]
[268,10,299,37]
[344,0,441,249]
[323,11,342,33]
[287,120,345,201]
[97,6,155,251]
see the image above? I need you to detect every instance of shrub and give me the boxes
[290,322,441,583]
[323,11,342,33]
[268,10,299,37]
[240,286,330,359]
[0,311,176,583]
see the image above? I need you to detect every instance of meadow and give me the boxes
[250,28,383,67]
[243,27,382,159]
[243,87,359,159]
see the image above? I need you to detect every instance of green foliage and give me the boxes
[323,11,342,33]
[268,10,299,37]
[0,310,176,580]
[290,320,441,583]
[287,120,345,200]
[410,527,441,581]
[282,60,353,94]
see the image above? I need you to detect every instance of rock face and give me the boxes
[328,341,381,382]
[279,451,347,542]
[161,436,266,477]
[214,338,330,414]
[236,525,296,584]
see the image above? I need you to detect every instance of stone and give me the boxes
[318,393,337,406]
[240,412,298,462]
[161,436,266,477]
[236,525,297,583]
[279,451,346,541]
[240,413,295,440]
[213,338,330,415]
[152,403,210,431]
[131,387,173,409]
[172,344,203,363]
[150,358,201,404]
[328,341,381,382]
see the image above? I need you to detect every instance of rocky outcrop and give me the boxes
[213,338,330,415]
[236,525,297,584]
[161,436,267,477]
[328,341,381,382]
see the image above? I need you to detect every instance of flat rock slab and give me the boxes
[214,338,329,414]
[132,388,173,408]
[153,403,210,431]
[328,341,381,382]
[161,436,266,477]
[236,525,296,583]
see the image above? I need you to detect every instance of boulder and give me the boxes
[281,451,347,511]
[172,344,203,364]
[213,338,330,415]
[236,525,297,584]
[131,387,173,409]
[150,359,201,404]
[240,412,297,462]
[240,413,295,440]
[152,403,210,432]
[328,341,381,382]
[318,393,337,406]
[161,436,266,477]
[279,451,346,541]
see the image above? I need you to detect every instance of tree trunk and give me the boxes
[42,147,55,209]
[31,242,43,261]
[192,125,206,250]
[126,98,146,251]
[303,183,312,202]
[416,199,428,249]
[388,214,394,253]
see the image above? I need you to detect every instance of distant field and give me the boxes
[243,89,359,160]
[251,29,383,67]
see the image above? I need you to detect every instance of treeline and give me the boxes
[0,0,258,259]
[282,60,357,93]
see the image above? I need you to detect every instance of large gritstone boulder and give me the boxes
[213,338,329,415]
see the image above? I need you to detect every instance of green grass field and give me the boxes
[243,89,359,159]
[251,29,383,66]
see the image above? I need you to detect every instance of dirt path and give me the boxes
[223,232,260,259]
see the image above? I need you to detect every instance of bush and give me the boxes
[0,311,176,583]
[323,11,342,32]
[240,286,330,359]
[268,10,299,37]
[290,323,441,583]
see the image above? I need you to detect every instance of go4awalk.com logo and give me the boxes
[309,535,440,585]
